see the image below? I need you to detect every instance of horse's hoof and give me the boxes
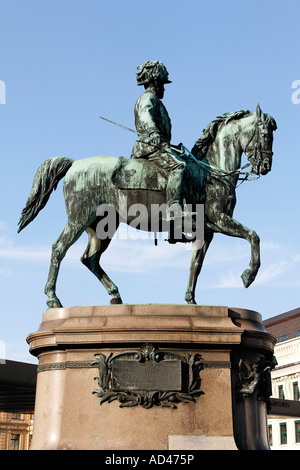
[110,297,123,305]
[185,296,197,305]
[241,269,256,288]
[47,300,63,309]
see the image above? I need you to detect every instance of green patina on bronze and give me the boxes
[18,61,277,309]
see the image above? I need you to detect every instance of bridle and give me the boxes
[177,115,274,189]
[243,116,274,177]
[100,112,274,187]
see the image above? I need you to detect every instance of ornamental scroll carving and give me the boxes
[92,343,204,409]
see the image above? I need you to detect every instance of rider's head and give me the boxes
[136,61,172,99]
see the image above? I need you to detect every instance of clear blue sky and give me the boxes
[0,0,300,363]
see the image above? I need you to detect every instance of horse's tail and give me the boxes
[17,157,74,233]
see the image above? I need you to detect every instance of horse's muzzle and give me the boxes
[260,154,273,175]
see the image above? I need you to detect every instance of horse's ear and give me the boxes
[256,103,262,118]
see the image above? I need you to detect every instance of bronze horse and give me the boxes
[18,105,276,308]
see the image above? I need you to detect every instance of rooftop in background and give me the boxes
[263,307,300,343]
[0,360,37,413]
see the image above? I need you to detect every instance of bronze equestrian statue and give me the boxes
[18,61,277,308]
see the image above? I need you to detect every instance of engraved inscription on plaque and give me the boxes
[112,360,182,391]
[92,344,203,409]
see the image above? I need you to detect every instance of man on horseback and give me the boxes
[131,60,190,226]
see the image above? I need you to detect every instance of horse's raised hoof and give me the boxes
[110,297,123,305]
[241,269,256,288]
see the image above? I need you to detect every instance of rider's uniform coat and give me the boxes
[131,89,172,159]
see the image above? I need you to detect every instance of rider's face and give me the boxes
[156,81,165,99]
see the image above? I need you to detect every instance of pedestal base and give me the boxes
[27,304,275,450]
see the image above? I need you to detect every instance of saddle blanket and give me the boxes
[112,157,167,191]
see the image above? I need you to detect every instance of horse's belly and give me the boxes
[116,189,168,232]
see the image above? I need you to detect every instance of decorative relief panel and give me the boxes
[92,343,204,409]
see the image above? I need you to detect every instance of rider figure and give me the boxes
[131,60,188,223]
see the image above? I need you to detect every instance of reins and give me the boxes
[181,115,273,189]
[171,145,258,190]
[100,113,272,189]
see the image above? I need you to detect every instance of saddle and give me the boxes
[111,156,207,206]
[111,157,167,192]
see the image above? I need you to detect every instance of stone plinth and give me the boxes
[27,304,275,450]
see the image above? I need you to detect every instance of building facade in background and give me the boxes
[264,308,300,450]
[0,412,34,450]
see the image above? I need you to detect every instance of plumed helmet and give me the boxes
[136,60,172,86]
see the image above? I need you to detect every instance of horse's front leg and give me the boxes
[207,211,260,288]
[185,232,214,304]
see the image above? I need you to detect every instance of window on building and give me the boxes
[295,330,300,337]
[295,421,300,443]
[268,425,273,446]
[293,382,299,401]
[278,385,285,399]
[280,423,287,445]
[278,334,290,342]
[10,434,20,450]
[11,413,22,420]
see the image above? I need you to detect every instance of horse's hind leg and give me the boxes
[81,223,123,304]
[44,221,87,308]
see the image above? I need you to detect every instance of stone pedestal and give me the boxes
[27,304,275,450]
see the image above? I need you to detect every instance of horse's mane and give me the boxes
[191,110,251,159]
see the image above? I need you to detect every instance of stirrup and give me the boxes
[165,210,197,222]
[166,233,195,244]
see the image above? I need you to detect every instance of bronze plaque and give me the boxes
[92,344,203,409]
[111,360,182,391]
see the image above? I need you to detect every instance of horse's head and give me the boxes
[241,104,277,176]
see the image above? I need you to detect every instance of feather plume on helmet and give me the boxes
[136,60,172,86]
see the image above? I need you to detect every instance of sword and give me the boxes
[99,116,194,157]
[99,115,202,168]
[99,116,251,180]
[99,116,137,134]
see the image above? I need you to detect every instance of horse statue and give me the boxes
[18,104,276,308]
